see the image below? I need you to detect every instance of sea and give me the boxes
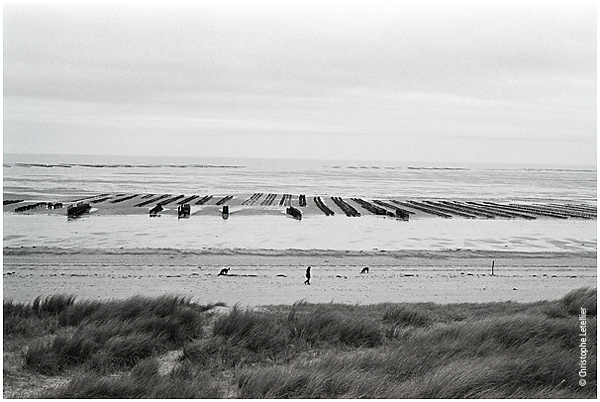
[3,153,597,252]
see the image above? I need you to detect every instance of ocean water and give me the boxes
[3,154,597,252]
[3,153,597,202]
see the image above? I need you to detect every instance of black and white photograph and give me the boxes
[3,0,597,398]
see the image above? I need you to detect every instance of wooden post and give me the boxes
[491,260,495,276]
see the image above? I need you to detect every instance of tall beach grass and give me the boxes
[3,287,596,398]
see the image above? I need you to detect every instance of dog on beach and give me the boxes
[218,268,230,275]
[360,267,369,274]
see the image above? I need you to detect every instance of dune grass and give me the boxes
[3,287,596,398]
[6,295,216,375]
[40,360,223,399]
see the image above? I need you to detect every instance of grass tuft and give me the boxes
[41,362,222,399]
[383,305,431,327]
[32,294,76,316]
[212,306,290,355]
[22,295,210,375]
[288,304,383,347]
[562,287,597,316]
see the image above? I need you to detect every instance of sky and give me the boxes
[3,1,597,166]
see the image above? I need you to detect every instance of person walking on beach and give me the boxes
[304,266,311,285]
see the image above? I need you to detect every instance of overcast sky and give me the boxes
[3,1,597,166]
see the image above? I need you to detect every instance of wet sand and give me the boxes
[3,247,596,306]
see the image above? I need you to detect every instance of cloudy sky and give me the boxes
[3,1,597,166]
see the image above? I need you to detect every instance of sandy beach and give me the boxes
[4,188,596,307]
[3,247,596,306]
